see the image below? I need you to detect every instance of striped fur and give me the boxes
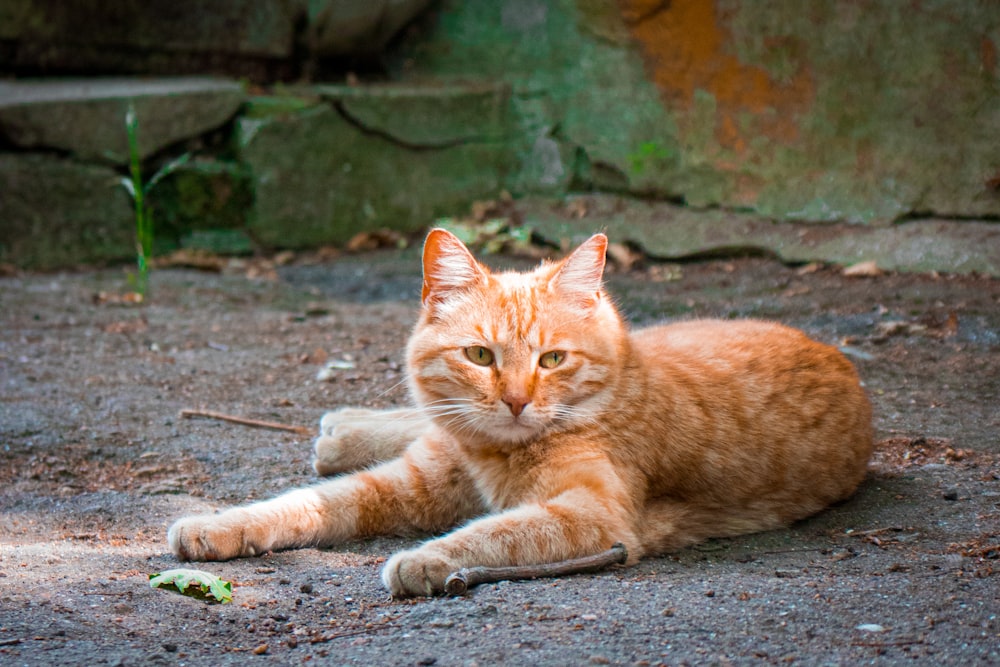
[169,229,873,597]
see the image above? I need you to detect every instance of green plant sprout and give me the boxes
[119,102,190,299]
[627,141,673,176]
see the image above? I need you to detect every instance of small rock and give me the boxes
[162,643,178,653]
[856,623,887,633]
[942,488,959,501]
[299,583,314,594]
[316,359,357,382]
[252,643,268,655]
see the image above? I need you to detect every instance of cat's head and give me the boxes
[406,229,627,446]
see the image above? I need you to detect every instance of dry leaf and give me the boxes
[346,230,404,252]
[103,319,148,334]
[605,243,643,271]
[843,260,883,277]
[796,262,823,275]
[564,199,589,219]
[153,249,227,272]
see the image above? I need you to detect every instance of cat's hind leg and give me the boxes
[636,497,798,556]
[314,407,431,476]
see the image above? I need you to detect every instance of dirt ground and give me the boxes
[1,241,999,666]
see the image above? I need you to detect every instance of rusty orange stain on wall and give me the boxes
[981,35,997,76]
[619,0,815,154]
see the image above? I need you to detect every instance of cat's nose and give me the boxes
[502,396,530,417]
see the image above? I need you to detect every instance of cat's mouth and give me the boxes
[491,411,548,440]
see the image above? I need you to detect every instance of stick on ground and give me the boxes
[444,543,629,596]
[179,409,312,435]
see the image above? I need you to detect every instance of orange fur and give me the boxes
[169,229,873,597]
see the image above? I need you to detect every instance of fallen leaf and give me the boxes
[874,320,927,338]
[346,229,405,252]
[103,319,148,334]
[153,249,227,272]
[843,260,883,277]
[646,264,683,282]
[434,218,545,258]
[307,347,328,365]
[605,243,643,272]
[795,262,823,275]
[93,291,144,306]
[564,199,589,219]
[149,569,233,604]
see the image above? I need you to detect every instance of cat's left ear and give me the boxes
[549,233,607,307]
[421,228,488,305]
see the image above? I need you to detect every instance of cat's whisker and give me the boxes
[374,377,411,399]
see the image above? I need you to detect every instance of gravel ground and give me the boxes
[2,243,998,666]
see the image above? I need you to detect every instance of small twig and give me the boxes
[180,409,312,435]
[851,639,924,648]
[309,623,398,645]
[0,638,22,647]
[444,543,628,596]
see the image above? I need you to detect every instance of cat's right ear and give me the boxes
[421,228,487,305]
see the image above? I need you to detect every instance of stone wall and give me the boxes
[1,1,997,273]
[390,0,1000,225]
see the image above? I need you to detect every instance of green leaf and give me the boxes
[146,152,192,191]
[149,568,233,604]
[119,176,136,199]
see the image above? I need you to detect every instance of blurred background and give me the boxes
[1,0,997,274]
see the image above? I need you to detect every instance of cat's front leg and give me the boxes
[170,437,482,561]
[314,407,431,475]
[168,484,355,561]
[381,487,639,597]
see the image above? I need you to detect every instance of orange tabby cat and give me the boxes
[169,229,873,597]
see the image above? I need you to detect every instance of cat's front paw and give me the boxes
[168,515,256,562]
[319,408,377,437]
[314,409,378,476]
[381,547,456,598]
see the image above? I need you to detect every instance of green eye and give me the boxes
[539,351,565,369]
[465,346,495,366]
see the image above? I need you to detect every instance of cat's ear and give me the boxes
[421,228,487,305]
[549,233,607,307]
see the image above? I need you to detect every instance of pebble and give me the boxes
[856,623,887,633]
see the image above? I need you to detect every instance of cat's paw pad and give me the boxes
[380,548,455,598]
[168,515,253,562]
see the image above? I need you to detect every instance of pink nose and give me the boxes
[503,397,529,417]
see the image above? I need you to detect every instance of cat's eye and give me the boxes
[539,351,565,369]
[465,346,495,366]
